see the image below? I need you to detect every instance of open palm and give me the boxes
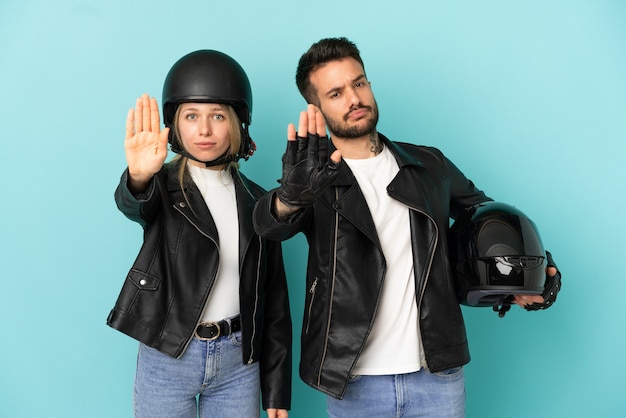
[125,94,170,188]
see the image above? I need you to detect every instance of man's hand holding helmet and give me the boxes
[516,251,562,310]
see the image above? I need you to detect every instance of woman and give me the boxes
[107,50,291,418]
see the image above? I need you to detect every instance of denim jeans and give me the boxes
[134,331,260,418]
[327,367,465,418]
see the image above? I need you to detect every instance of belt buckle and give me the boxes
[195,321,220,341]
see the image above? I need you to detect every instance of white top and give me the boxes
[343,146,424,375]
[188,164,240,323]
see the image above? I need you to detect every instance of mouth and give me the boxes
[346,107,369,120]
[195,141,216,150]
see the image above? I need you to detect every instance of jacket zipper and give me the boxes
[391,197,439,369]
[247,236,262,364]
[305,277,319,335]
[405,207,438,313]
[173,201,220,359]
[317,189,340,386]
[315,193,439,381]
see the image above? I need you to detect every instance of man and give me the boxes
[253,37,561,417]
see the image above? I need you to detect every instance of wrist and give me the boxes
[273,195,300,221]
[127,171,153,194]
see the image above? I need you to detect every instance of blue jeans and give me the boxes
[327,367,465,418]
[134,331,260,418]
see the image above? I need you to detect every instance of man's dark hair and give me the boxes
[296,37,365,105]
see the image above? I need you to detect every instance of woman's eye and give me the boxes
[185,114,197,120]
[214,114,225,120]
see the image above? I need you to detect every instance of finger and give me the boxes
[296,134,308,160]
[546,266,557,277]
[307,104,317,134]
[150,97,161,132]
[514,294,544,307]
[304,105,320,160]
[283,124,297,164]
[134,97,143,132]
[296,113,308,157]
[330,149,342,163]
[142,94,151,132]
[314,105,327,137]
[513,295,529,307]
[125,108,135,141]
[318,131,328,165]
[287,123,296,141]
[297,110,308,138]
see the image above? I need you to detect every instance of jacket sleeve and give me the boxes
[114,168,161,228]
[253,189,310,241]
[259,237,293,411]
[443,153,492,219]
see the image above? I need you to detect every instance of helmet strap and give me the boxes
[493,295,514,318]
[169,145,235,168]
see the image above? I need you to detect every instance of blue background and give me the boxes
[1,0,625,416]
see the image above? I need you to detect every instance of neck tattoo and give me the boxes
[369,133,383,155]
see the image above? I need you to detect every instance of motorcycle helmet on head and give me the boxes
[162,49,255,166]
[449,201,547,317]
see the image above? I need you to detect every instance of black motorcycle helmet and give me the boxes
[162,49,255,166]
[448,201,547,317]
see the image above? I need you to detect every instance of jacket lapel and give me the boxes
[327,134,436,245]
[329,157,381,248]
[166,161,220,244]
[382,136,436,218]
[234,172,256,271]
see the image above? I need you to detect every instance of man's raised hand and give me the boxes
[276,105,341,209]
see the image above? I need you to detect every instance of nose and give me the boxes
[199,117,211,136]
[346,87,361,107]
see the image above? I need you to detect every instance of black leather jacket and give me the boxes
[253,134,490,399]
[107,160,292,410]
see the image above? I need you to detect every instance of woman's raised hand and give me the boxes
[124,94,170,192]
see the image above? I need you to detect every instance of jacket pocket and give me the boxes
[305,277,319,335]
[114,269,162,317]
[108,269,164,344]
[127,269,160,291]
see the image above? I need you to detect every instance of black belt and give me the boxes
[194,316,241,341]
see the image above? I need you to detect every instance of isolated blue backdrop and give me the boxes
[1,1,624,417]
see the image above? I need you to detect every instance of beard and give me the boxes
[323,100,379,139]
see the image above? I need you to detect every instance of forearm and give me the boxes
[253,191,305,241]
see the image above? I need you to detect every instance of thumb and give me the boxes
[330,149,342,163]
[159,127,170,146]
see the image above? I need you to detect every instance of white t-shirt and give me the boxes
[188,164,240,323]
[343,146,424,375]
